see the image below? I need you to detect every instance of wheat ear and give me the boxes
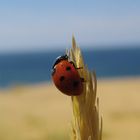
[68,36,102,140]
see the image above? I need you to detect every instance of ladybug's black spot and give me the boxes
[73,81,79,87]
[66,66,71,71]
[60,76,65,81]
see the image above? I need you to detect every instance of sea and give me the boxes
[0,47,140,88]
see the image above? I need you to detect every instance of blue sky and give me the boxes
[0,0,140,52]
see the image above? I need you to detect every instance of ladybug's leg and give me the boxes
[70,61,83,69]
[70,61,76,68]
[80,77,85,82]
[76,67,83,69]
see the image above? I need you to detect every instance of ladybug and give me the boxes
[51,54,84,96]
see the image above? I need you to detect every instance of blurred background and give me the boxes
[0,0,140,140]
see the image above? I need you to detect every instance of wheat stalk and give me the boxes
[67,36,102,140]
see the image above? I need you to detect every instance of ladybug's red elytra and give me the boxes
[51,54,84,96]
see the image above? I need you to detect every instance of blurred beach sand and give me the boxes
[0,77,140,140]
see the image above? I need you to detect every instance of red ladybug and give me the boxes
[51,54,84,96]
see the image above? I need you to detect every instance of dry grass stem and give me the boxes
[68,36,102,140]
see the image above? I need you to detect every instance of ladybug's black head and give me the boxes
[52,54,68,69]
[51,54,68,76]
